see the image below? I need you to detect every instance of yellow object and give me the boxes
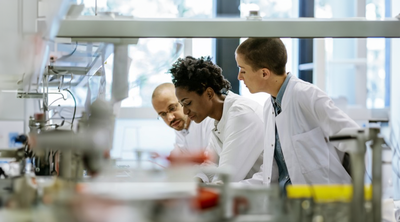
[286,184,372,203]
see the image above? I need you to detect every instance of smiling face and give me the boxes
[175,87,212,123]
[235,53,266,94]
[152,88,188,131]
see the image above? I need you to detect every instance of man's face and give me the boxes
[175,87,210,124]
[152,90,187,131]
[235,53,264,93]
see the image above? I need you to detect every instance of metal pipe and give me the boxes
[59,150,72,179]
[370,128,383,222]
[219,173,233,219]
[351,152,366,222]
[351,130,367,222]
[111,44,130,103]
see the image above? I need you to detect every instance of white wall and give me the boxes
[0,93,25,121]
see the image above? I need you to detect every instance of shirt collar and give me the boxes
[271,73,292,107]
[178,120,191,136]
[214,90,232,131]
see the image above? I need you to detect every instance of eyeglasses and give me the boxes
[157,103,181,120]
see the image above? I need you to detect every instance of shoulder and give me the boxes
[174,129,185,142]
[291,77,313,93]
[225,92,263,116]
[198,117,215,130]
[263,95,272,108]
[290,77,327,102]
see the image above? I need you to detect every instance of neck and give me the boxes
[185,117,191,130]
[268,73,287,97]
[209,94,226,121]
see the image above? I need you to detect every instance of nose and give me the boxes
[167,112,175,122]
[183,106,190,115]
[237,71,243,81]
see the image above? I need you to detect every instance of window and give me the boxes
[75,0,216,159]
[78,0,213,18]
[315,0,389,109]
[77,0,215,108]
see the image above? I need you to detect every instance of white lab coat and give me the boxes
[197,91,264,183]
[172,117,214,155]
[243,76,359,185]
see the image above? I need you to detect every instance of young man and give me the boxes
[235,38,359,189]
[152,83,214,155]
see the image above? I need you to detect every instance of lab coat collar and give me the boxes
[176,120,193,136]
[213,90,236,131]
[271,72,292,110]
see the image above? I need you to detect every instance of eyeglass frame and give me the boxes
[157,102,182,120]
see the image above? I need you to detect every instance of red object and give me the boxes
[34,113,45,121]
[233,196,250,215]
[192,188,219,210]
[166,152,208,165]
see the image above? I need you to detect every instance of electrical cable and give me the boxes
[47,110,60,121]
[48,97,65,107]
[49,69,69,75]
[59,108,76,114]
[69,74,73,88]
[49,69,59,74]
[59,42,78,60]
[63,89,76,130]
[51,111,74,126]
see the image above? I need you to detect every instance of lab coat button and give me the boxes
[272,111,274,115]
[271,144,273,147]
[218,132,220,134]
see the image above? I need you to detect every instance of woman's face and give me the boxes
[175,87,211,123]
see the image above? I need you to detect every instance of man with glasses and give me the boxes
[152,83,214,155]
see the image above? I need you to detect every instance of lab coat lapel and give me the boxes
[211,128,223,154]
[263,101,277,183]
[275,78,297,183]
[211,92,231,154]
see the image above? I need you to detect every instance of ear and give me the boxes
[261,68,271,79]
[206,87,214,100]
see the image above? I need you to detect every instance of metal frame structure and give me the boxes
[57,18,400,39]
[55,16,400,222]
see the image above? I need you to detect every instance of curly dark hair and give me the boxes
[169,56,231,95]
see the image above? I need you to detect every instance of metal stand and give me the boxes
[329,127,384,222]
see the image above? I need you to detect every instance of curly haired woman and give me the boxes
[169,56,264,184]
